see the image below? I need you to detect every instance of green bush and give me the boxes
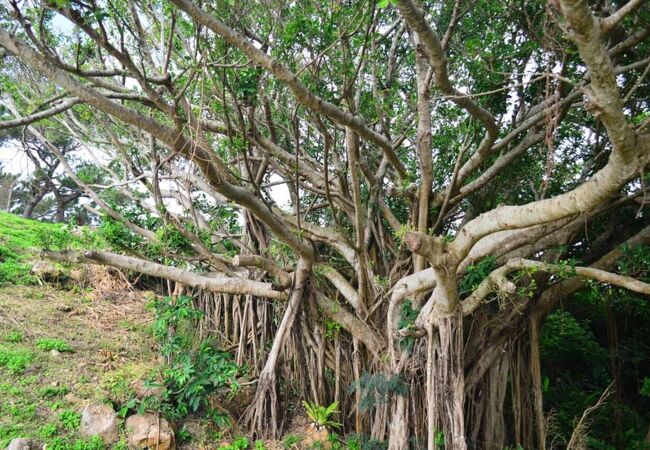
[58,409,81,431]
[139,295,239,424]
[0,347,33,374]
[36,338,73,352]
[37,226,73,251]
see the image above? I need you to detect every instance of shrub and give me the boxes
[58,409,81,431]
[36,338,73,352]
[0,347,33,374]
[4,331,24,343]
[140,295,239,424]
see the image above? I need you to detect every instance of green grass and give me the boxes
[36,338,73,352]
[0,212,106,286]
[0,212,65,249]
[4,330,24,343]
[0,347,33,374]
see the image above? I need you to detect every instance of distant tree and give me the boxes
[1,0,649,448]
[0,161,18,211]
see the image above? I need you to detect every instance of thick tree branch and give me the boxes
[45,250,286,299]
[0,97,81,130]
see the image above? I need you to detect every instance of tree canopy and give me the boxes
[1,0,649,448]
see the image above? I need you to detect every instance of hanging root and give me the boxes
[566,382,614,450]
[241,257,313,439]
[431,312,466,450]
[242,368,279,438]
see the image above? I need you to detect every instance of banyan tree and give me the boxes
[1,0,649,448]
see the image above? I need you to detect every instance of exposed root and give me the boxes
[242,369,279,438]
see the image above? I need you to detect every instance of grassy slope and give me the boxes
[0,284,155,447]
[0,212,66,249]
[0,213,155,447]
[0,213,319,449]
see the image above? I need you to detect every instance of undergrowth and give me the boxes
[119,295,240,427]
[36,338,73,352]
[0,347,33,374]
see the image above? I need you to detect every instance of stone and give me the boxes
[6,438,41,450]
[49,349,61,357]
[301,425,331,450]
[68,268,88,283]
[125,413,175,450]
[64,392,83,405]
[30,262,61,280]
[80,403,121,444]
[131,379,165,400]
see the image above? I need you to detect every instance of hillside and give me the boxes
[0,213,334,450]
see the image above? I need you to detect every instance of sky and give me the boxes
[0,142,35,178]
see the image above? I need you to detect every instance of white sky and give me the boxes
[0,142,35,178]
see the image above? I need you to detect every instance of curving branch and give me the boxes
[46,250,286,299]
[0,97,81,130]
[461,254,650,316]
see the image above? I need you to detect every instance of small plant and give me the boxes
[49,400,65,411]
[36,338,73,352]
[641,377,650,397]
[282,434,301,449]
[112,440,128,450]
[177,427,192,443]
[254,440,267,450]
[0,347,33,374]
[4,331,24,343]
[38,423,57,438]
[218,436,249,450]
[302,400,342,430]
[345,434,361,450]
[40,385,69,398]
[58,409,81,431]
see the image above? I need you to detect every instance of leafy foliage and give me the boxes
[349,373,407,413]
[218,436,249,450]
[35,338,73,352]
[459,256,496,294]
[0,347,33,374]
[58,409,81,431]
[302,400,342,429]
[140,295,240,424]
